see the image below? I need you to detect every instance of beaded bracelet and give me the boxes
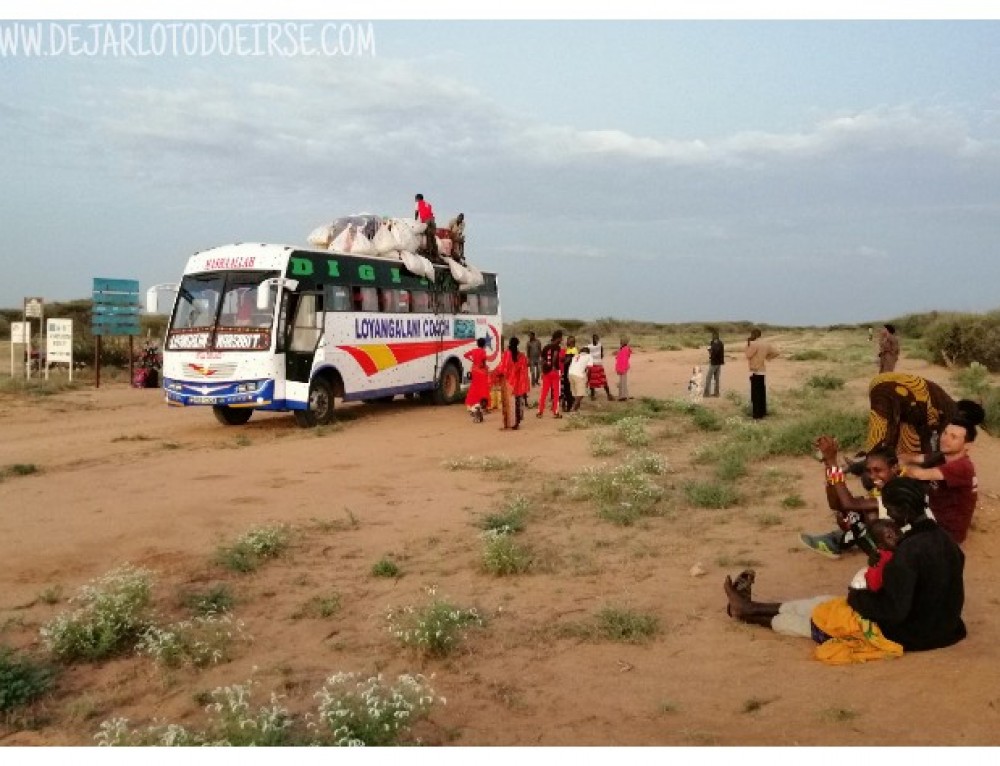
[825,466,845,485]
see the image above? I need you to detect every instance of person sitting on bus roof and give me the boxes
[448,213,466,264]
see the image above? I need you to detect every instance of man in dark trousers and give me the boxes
[526,331,542,387]
[744,328,778,419]
[414,193,438,260]
[703,330,725,397]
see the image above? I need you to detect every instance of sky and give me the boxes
[3,3,1000,326]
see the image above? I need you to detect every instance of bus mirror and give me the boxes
[257,283,271,310]
[258,278,298,309]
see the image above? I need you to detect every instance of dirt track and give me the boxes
[2,339,999,745]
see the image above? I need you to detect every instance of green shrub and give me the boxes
[781,494,806,509]
[444,454,518,472]
[40,565,153,662]
[626,450,669,475]
[481,530,532,575]
[215,524,290,573]
[385,589,483,657]
[788,349,828,361]
[0,463,40,482]
[0,646,55,712]
[136,614,249,668]
[572,460,664,521]
[923,312,1000,370]
[691,406,722,431]
[313,672,441,746]
[594,607,659,643]
[96,678,292,746]
[180,585,234,616]
[589,432,618,457]
[95,672,440,747]
[766,410,867,457]
[479,495,530,534]
[715,451,748,481]
[806,375,845,391]
[953,362,992,400]
[292,594,342,619]
[980,386,1000,435]
[684,481,740,509]
[370,558,401,578]
[615,416,650,447]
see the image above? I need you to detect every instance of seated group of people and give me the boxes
[724,372,985,661]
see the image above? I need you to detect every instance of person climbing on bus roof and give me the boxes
[414,193,439,261]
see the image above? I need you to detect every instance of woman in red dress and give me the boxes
[498,336,530,429]
[464,337,491,422]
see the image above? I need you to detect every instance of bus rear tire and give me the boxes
[293,378,336,427]
[213,406,254,426]
[433,362,463,405]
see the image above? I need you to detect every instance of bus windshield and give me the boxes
[167,271,280,351]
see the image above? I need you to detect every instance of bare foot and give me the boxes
[724,575,751,620]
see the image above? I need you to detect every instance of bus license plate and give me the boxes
[189,396,217,404]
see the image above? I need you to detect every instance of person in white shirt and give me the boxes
[587,333,615,400]
[567,346,594,412]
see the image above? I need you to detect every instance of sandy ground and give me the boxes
[1,336,999,746]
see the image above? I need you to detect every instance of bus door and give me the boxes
[282,291,325,385]
[430,286,457,380]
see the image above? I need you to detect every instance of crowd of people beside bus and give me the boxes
[465,329,633,428]
[463,320,985,663]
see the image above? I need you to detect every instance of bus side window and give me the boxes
[356,287,378,312]
[411,290,430,313]
[378,288,396,313]
[481,293,498,315]
[434,291,458,314]
[398,290,410,313]
[326,284,351,312]
[464,294,480,314]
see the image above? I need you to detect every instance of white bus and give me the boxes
[158,243,501,426]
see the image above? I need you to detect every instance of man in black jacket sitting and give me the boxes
[724,476,965,653]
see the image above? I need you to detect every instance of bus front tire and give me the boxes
[213,406,254,426]
[293,378,336,427]
[433,363,462,405]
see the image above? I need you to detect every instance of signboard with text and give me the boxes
[10,321,30,344]
[24,297,43,319]
[47,319,73,365]
[92,278,141,336]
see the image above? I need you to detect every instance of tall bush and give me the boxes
[923,313,1000,371]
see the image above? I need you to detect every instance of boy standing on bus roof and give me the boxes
[414,193,438,260]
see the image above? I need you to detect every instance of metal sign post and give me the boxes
[23,296,43,379]
[91,278,141,389]
[9,321,29,378]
